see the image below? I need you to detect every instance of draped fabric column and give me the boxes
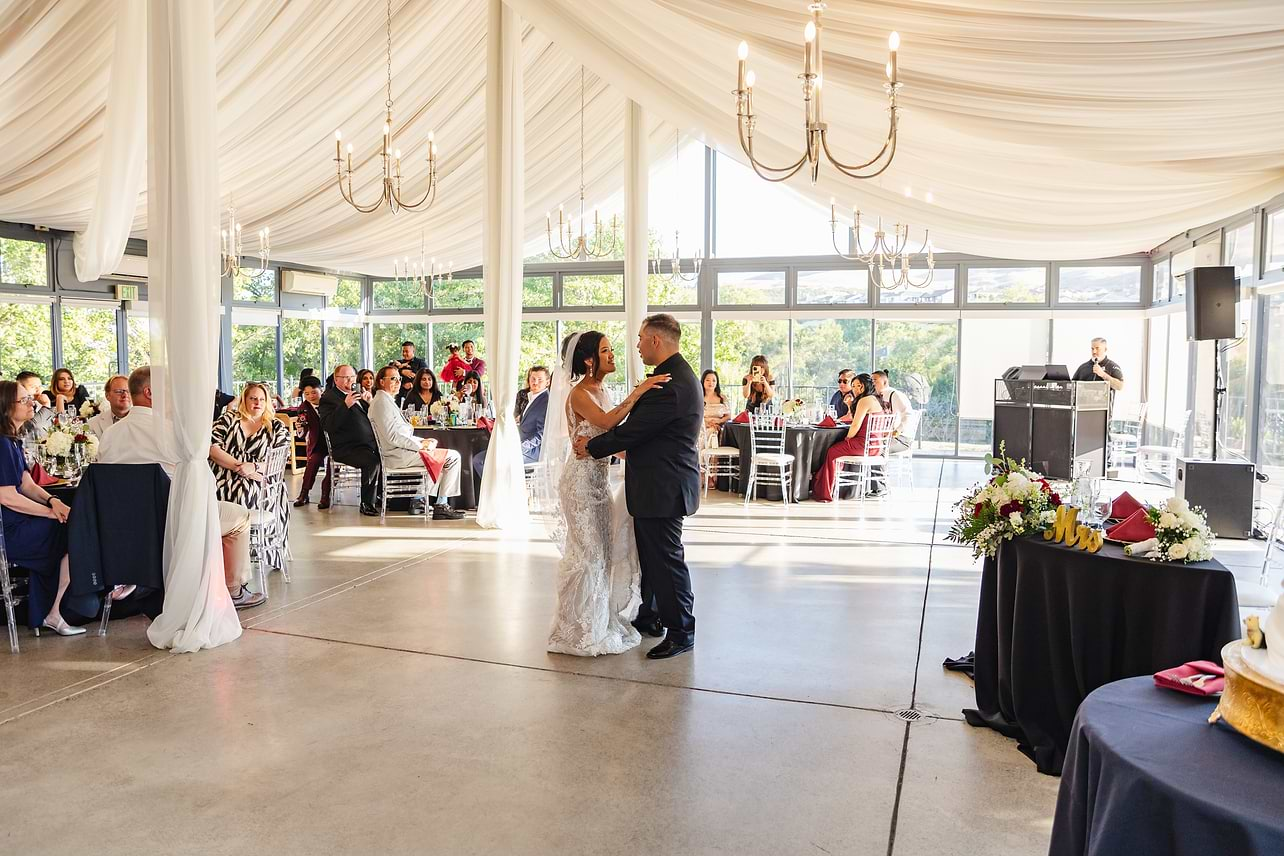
[72,0,146,282]
[145,0,243,652]
[476,0,529,530]
[623,99,648,386]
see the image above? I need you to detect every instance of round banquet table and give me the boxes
[1049,676,1284,856]
[412,425,488,509]
[963,535,1240,776]
[719,423,853,501]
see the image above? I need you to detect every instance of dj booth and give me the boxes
[993,367,1109,479]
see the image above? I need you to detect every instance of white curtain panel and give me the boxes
[72,0,147,283]
[476,0,529,531]
[146,0,243,652]
[2,1,1283,266]
[623,98,648,386]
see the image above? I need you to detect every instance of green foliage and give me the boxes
[712,319,789,411]
[0,301,53,378]
[519,321,557,386]
[60,305,118,393]
[523,276,553,307]
[126,315,150,370]
[0,238,47,286]
[716,271,785,305]
[875,319,958,446]
[647,272,697,306]
[282,317,321,391]
[372,279,425,311]
[564,274,623,306]
[433,277,483,310]
[326,325,363,374]
[332,277,363,310]
[372,322,426,370]
[791,319,872,400]
[231,324,277,391]
[233,269,275,303]
[431,322,484,374]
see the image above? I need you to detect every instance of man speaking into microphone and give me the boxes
[1071,337,1125,393]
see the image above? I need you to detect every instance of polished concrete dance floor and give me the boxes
[1,461,1273,854]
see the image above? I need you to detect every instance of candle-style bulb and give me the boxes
[889,31,900,52]
[746,69,756,88]
[346,143,353,154]
[737,40,748,60]
[334,129,342,141]
[428,131,435,143]
[395,149,402,160]
[804,21,816,43]
[263,226,269,237]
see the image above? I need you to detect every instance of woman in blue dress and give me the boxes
[0,380,82,636]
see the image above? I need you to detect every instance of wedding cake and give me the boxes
[1212,594,1284,755]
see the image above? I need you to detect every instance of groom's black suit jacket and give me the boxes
[586,352,702,518]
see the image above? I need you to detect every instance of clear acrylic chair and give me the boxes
[699,431,740,496]
[373,428,431,524]
[1137,409,1190,485]
[833,413,897,501]
[322,429,363,505]
[248,444,292,598]
[885,409,919,491]
[744,413,795,505]
[0,507,25,653]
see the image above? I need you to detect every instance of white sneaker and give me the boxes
[230,586,267,610]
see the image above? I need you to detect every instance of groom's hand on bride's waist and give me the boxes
[573,435,592,459]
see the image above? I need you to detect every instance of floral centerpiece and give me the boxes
[1123,497,1215,563]
[78,398,101,419]
[43,420,98,471]
[429,394,462,425]
[946,445,1062,560]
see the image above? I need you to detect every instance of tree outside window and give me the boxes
[332,277,363,310]
[372,279,425,310]
[232,323,278,392]
[326,325,363,375]
[282,317,322,395]
[233,268,276,303]
[60,304,119,396]
[127,314,151,370]
[372,322,427,370]
[0,238,47,287]
[0,301,53,378]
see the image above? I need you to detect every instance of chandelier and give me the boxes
[392,232,452,302]
[830,203,934,289]
[546,67,620,260]
[219,199,269,279]
[332,0,440,214]
[650,130,703,284]
[733,3,901,184]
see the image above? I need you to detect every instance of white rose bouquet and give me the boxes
[44,430,73,457]
[79,399,100,419]
[1123,496,1215,563]
[946,443,1063,560]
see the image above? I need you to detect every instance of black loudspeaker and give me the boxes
[1185,266,1237,340]
[1175,458,1255,539]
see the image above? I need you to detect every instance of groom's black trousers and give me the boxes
[633,517,695,644]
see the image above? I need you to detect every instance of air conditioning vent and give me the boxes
[108,253,148,283]
[281,270,338,298]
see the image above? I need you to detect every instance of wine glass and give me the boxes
[1091,490,1113,531]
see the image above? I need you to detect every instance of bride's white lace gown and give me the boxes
[547,386,642,656]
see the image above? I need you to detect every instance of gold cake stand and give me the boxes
[1209,641,1284,755]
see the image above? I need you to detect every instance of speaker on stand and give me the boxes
[1184,266,1238,461]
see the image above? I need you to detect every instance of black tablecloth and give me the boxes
[1050,676,1284,856]
[720,423,852,501]
[412,426,488,509]
[965,536,1240,775]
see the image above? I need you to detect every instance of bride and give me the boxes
[542,331,669,656]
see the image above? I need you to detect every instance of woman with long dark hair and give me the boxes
[458,370,487,410]
[0,380,81,635]
[701,369,731,448]
[403,367,443,410]
[812,372,882,502]
[47,368,90,415]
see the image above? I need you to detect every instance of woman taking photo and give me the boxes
[740,355,776,414]
[812,372,881,502]
[47,368,90,415]
[357,369,376,398]
[403,368,444,410]
[0,380,82,636]
[208,382,292,592]
[458,370,487,411]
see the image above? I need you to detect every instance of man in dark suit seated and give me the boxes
[318,364,380,516]
[473,366,549,481]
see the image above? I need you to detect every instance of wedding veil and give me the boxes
[537,331,584,556]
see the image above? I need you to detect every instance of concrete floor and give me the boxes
[1,459,1276,854]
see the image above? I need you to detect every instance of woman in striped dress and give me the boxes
[208,382,292,573]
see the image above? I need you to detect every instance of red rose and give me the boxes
[973,503,984,518]
[1049,493,1062,506]
[999,500,1024,517]
[74,434,88,443]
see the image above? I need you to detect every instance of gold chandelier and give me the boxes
[332,0,440,214]
[830,203,935,289]
[733,3,902,184]
[650,130,702,284]
[220,199,269,279]
[546,67,620,260]
[392,232,452,301]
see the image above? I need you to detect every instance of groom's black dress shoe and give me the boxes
[633,619,664,638]
[646,638,694,660]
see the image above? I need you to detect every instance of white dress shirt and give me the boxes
[98,406,175,474]
[882,387,913,433]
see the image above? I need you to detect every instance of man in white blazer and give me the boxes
[369,366,464,520]
[86,375,132,438]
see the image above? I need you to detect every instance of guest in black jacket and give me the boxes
[317,364,380,516]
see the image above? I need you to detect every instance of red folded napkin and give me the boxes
[1154,660,1224,697]
[1111,491,1144,521]
[732,411,749,424]
[1106,508,1156,543]
[815,415,838,428]
[417,448,450,483]
[30,461,60,486]
[476,416,494,433]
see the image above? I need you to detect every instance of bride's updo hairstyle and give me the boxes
[562,331,605,381]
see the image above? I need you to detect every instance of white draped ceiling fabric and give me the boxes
[3,1,1284,268]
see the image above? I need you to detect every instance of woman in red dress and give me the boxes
[812,372,881,502]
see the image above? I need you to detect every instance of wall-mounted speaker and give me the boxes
[1185,265,1237,341]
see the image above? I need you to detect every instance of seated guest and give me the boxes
[741,355,776,413]
[812,372,881,503]
[369,367,465,519]
[831,370,855,419]
[15,371,54,442]
[213,388,235,422]
[99,367,263,609]
[473,365,548,481]
[86,375,131,438]
[514,365,550,421]
[293,377,331,509]
[318,364,380,516]
[872,369,915,455]
[701,370,731,448]
[289,368,316,401]
[0,380,80,635]
[357,368,376,398]
[403,367,445,410]
[390,341,426,401]
[460,339,486,379]
[47,367,90,415]
[440,343,469,389]
[458,370,487,412]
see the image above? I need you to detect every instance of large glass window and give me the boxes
[1057,266,1142,303]
[873,319,959,453]
[233,268,275,303]
[520,321,558,387]
[433,276,483,310]
[523,276,553,308]
[791,319,872,405]
[282,317,322,395]
[966,267,1047,304]
[1144,316,1169,446]
[1260,294,1284,502]
[677,321,702,375]
[647,271,698,306]
[877,269,956,305]
[432,321,485,382]
[0,237,47,287]
[713,319,790,411]
[649,134,705,265]
[60,303,119,394]
[564,273,624,307]
[332,277,363,311]
[714,153,833,257]
[1224,221,1255,285]
[560,319,628,399]
[1153,258,1170,303]
[231,323,278,392]
[716,270,785,305]
[1050,315,1144,414]
[797,269,869,304]
[958,317,1051,456]
[127,313,151,369]
[0,300,53,378]
[326,324,363,374]
[372,279,425,311]
[373,322,427,370]
[1269,209,1284,272]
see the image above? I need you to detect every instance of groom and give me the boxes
[574,314,702,659]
